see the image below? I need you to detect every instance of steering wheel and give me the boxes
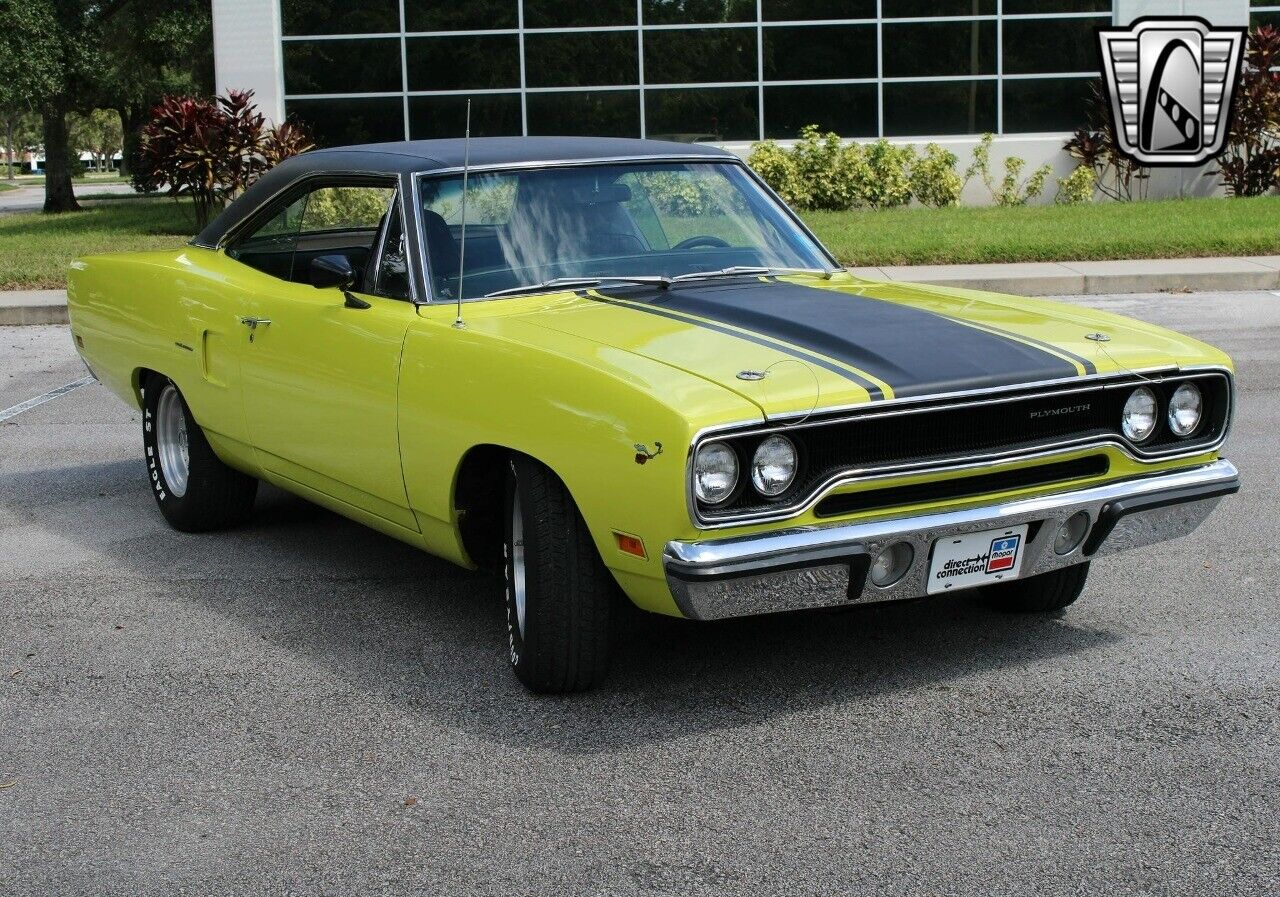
[672,235,731,250]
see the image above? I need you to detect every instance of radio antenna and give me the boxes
[453,99,471,329]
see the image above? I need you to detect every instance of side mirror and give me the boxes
[310,254,356,290]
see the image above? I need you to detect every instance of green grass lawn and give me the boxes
[0,181,18,193]
[0,198,195,290]
[2,193,1279,290]
[803,196,1280,267]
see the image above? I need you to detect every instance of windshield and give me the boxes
[416,161,833,300]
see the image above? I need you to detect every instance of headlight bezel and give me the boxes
[1167,381,1204,438]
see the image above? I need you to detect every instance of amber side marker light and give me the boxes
[613,532,647,559]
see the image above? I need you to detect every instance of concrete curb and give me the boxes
[4,257,1280,325]
[849,255,1280,297]
[0,291,69,325]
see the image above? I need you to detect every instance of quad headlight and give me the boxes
[1167,382,1203,437]
[1121,386,1158,442]
[693,441,738,505]
[750,435,798,497]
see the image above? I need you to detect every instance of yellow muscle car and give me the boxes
[67,137,1239,692]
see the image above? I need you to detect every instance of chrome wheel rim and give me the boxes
[155,384,189,498]
[511,491,527,639]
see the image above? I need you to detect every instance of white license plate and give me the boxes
[926,524,1029,595]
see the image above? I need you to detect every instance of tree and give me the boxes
[1215,25,1280,197]
[0,2,62,184]
[0,0,212,213]
[98,0,212,178]
[69,108,123,172]
[0,110,41,180]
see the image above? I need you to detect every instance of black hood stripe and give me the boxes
[585,291,886,400]
[935,315,1099,375]
[598,281,1082,398]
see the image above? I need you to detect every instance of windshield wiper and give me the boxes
[482,275,670,299]
[668,265,837,285]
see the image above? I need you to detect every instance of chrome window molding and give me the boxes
[685,366,1234,530]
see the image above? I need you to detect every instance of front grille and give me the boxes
[813,455,1110,518]
[698,371,1230,522]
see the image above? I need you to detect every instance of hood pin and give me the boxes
[1085,332,1111,342]
[737,370,768,381]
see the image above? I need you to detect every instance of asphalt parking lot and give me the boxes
[2,290,1277,896]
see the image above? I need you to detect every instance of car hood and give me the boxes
[519,274,1230,418]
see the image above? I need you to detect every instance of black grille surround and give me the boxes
[692,369,1231,526]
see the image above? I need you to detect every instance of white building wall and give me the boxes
[212,0,285,124]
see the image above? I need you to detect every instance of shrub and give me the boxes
[791,125,860,211]
[909,143,963,208]
[1064,82,1150,201]
[1055,165,1096,204]
[133,89,313,229]
[965,133,1053,206]
[1216,24,1280,197]
[747,140,809,208]
[850,139,913,209]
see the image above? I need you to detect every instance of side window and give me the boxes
[226,194,309,281]
[227,182,397,286]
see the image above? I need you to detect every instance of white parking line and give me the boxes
[0,376,95,423]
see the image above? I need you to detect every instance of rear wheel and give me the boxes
[978,562,1090,613]
[503,456,612,693]
[142,375,257,532]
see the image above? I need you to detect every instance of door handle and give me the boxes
[238,316,272,342]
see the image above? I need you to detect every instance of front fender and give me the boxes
[397,306,758,614]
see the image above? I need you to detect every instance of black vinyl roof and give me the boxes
[194,137,734,247]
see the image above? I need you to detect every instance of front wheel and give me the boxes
[977,562,1090,613]
[503,456,613,693]
[142,376,257,532]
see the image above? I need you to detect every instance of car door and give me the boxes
[226,179,420,533]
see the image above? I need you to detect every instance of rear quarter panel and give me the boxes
[68,247,252,453]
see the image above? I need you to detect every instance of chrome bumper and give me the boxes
[663,460,1239,621]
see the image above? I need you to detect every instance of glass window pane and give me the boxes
[1004,0,1108,12]
[282,0,398,36]
[286,97,406,146]
[764,84,877,138]
[525,33,638,87]
[1003,17,1105,75]
[527,90,641,137]
[1252,11,1280,28]
[883,0,995,16]
[644,29,758,84]
[1002,77,1096,133]
[883,80,996,135]
[524,0,635,27]
[763,0,875,21]
[763,25,876,81]
[283,39,403,95]
[300,187,395,233]
[406,35,519,91]
[375,206,412,300]
[643,0,756,25]
[408,94,523,139]
[404,0,517,31]
[882,21,996,78]
[645,87,759,140]
[228,194,308,280]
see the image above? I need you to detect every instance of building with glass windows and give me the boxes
[212,0,1265,198]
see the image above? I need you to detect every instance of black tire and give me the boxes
[978,561,1090,613]
[142,375,257,532]
[503,455,613,693]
